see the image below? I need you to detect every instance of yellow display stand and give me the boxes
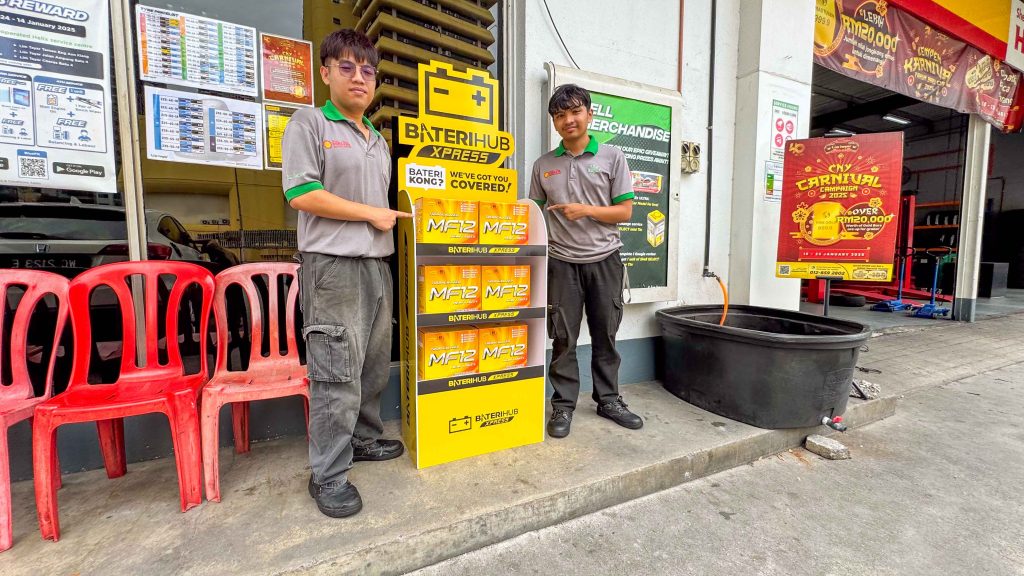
[396,62,547,468]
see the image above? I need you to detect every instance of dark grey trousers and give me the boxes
[547,251,625,412]
[299,253,392,487]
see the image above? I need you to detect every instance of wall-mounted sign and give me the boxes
[0,0,116,193]
[137,5,258,96]
[545,63,684,303]
[145,86,263,169]
[263,103,297,170]
[260,33,314,107]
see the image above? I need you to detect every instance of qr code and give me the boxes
[778,265,791,275]
[18,157,47,179]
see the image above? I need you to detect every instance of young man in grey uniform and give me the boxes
[530,84,644,439]
[282,29,410,518]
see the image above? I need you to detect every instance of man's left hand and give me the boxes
[547,203,592,221]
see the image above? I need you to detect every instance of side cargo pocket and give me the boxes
[302,324,352,382]
[546,304,567,340]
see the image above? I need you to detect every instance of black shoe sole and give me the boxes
[547,426,570,438]
[597,410,644,430]
[316,498,363,518]
[352,443,405,462]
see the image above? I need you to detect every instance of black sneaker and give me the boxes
[353,439,405,462]
[597,397,643,430]
[313,480,363,518]
[547,409,573,438]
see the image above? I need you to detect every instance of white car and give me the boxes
[0,202,210,276]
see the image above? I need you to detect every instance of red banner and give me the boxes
[815,0,1024,132]
[776,133,904,281]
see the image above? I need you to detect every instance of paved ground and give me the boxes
[412,362,1024,576]
[4,313,1023,575]
[799,288,1024,331]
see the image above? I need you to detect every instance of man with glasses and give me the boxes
[282,29,410,518]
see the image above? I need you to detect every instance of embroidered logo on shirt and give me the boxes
[323,139,351,149]
[543,169,561,178]
[587,164,601,174]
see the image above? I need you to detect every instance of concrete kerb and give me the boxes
[285,394,898,576]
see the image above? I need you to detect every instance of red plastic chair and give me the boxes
[32,261,214,542]
[0,271,68,551]
[202,263,308,502]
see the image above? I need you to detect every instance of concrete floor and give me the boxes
[412,362,1024,576]
[4,313,1024,575]
[0,389,892,575]
[799,288,1024,332]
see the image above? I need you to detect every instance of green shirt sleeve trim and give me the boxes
[531,198,546,206]
[285,181,324,201]
[611,192,635,204]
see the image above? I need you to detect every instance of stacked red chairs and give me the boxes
[31,261,214,542]
[201,262,308,502]
[0,271,69,551]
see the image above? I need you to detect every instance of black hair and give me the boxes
[547,84,591,116]
[320,29,379,67]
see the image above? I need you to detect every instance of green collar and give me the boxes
[321,100,382,137]
[555,135,599,157]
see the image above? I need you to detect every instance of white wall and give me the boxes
[727,0,813,310]
[510,0,745,343]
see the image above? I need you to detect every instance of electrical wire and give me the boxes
[541,0,580,69]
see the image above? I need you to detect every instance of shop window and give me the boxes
[129,0,502,365]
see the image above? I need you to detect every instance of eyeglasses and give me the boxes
[325,60,377,80]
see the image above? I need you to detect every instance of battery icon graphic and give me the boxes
[449,415,472,434]
[647,210,666,248]
[423,65,496,126]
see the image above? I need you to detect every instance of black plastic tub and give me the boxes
[656,305,871,429]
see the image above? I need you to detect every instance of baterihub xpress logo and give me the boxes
[475,407,519,428]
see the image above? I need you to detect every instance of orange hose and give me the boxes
[716,275,729,326]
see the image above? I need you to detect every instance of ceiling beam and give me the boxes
[812,94,919,129]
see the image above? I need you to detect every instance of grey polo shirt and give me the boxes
[281,100,393,258]
[529,136,634,263]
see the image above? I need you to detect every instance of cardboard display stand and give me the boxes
[395,62,546,469]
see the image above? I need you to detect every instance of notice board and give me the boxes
[544,63,683,303]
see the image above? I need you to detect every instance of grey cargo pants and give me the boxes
[299,253,392,487]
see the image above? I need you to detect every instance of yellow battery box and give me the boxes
[415,198,478,244]
[478,323,529,373]
[418,326,478,380]
[481,265,531,310]
[479,201,529,245]
[418,265,481,313]
[647,210,666,248]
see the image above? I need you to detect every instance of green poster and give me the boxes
[589,92,672,288]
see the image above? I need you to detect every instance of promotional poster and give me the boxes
[776,133,904,281]
[0,0,116,193]
[588,91,672,289]
[260,33,314,107]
